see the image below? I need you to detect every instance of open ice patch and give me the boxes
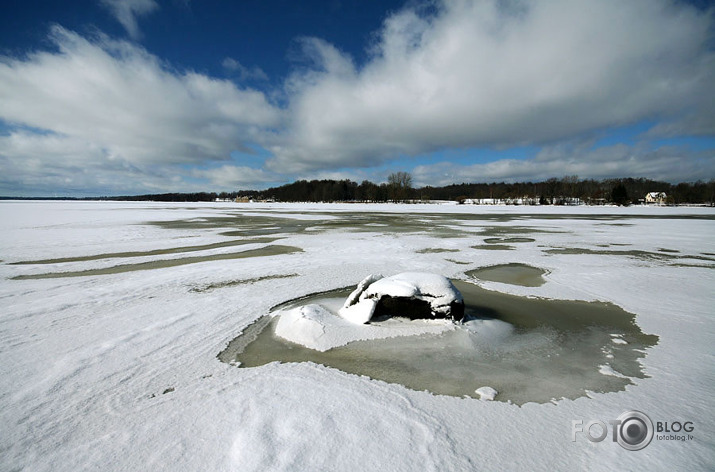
[466,264,547,287]
[219,277,659,405]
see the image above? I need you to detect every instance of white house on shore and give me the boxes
[645,192,667,205]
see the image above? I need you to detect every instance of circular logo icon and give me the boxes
[616,410,654,451]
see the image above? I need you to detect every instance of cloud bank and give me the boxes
[412,142,715,187]
[0,0,713,195]
[272,0,714,172]
[0,26,280,194]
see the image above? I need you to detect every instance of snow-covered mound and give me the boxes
[274,304,455,352]
[339,272,465,324]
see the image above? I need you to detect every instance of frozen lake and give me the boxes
[1,201,714,470]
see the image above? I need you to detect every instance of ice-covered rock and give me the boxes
[475,386,498,401]
[339,272,464,324]
[273,304,455,351]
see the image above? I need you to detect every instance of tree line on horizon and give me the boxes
[230,175,715,205]
[14,174,710,204]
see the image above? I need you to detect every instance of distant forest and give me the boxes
[5,176,714,205]
[228,176,715,205]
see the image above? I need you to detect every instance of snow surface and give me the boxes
[338,272,463,323]
[1,201,714,471]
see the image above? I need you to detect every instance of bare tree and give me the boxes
[388,172,413,202]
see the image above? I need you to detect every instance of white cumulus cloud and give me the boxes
[270,0,715,173]
[412,142,715,187]
[0,26,281,194]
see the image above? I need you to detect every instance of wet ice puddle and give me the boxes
[219,272,657,405]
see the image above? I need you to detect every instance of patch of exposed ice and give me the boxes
[461,318,515,345]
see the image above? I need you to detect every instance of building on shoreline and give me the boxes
[645,192,667,205]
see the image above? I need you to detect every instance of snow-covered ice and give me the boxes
[1,201,714,471]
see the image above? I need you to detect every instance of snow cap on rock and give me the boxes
[339,272,464,324]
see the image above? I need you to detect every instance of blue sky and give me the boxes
[1,0,714,196]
